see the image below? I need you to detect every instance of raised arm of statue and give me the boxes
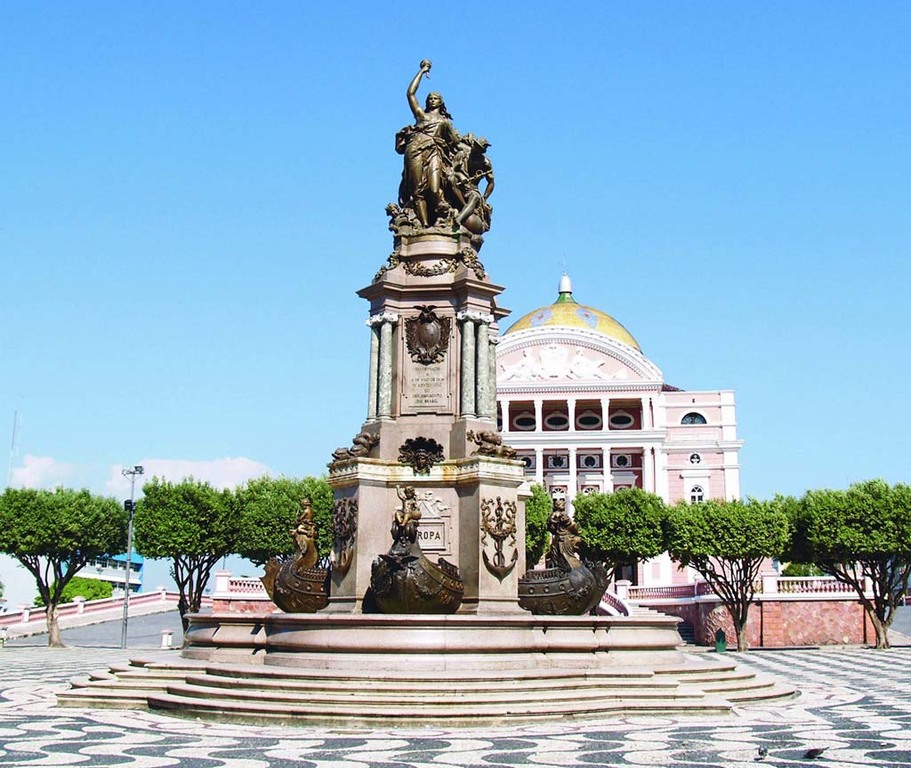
[407,59,433,120]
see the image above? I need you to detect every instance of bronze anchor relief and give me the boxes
[480,496,518,580]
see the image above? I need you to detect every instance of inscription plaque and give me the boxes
[402,359,452,414]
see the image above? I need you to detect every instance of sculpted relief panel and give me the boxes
[498,345,636,383]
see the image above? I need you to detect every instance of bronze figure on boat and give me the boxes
[518,498,609,615]
[261,498,330,613]
[369,485,463,614]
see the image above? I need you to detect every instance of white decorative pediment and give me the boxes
[496,328,663,386]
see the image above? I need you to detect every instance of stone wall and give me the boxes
[651,598,874,648]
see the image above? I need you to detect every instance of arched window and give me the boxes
[681,412,707,425]
[690,485,705,503]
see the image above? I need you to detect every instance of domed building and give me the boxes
[496,275,743,586]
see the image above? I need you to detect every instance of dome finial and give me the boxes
[557,272,574,303]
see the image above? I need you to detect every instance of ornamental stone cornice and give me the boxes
[497,382,664,396]
[502,429,668,448]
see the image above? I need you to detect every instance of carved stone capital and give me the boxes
[367,311,400,327]
[456,310,494,324]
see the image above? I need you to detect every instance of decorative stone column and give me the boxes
[499,397,511,433]
[476,316,492,419]
[365,318,381,419]
[642,446,656,493]
[457,311,478,417]
[533,399,543,433]
[534,447,544,485]
[641,396,651,430]
[567,398,577,432]
[487,334,498,419]
[373,311,398,418]
[567,446,578,513]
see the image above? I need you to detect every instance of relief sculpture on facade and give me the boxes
[405,305,451,365]
[331,496,358,578]
[480,496,518,580]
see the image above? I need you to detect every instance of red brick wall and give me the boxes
[651,598,874,648]
[212,598,277,614]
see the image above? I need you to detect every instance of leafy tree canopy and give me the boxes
[233,475,333,565]
[665,497,790,564]
[573,488,666,574]
[801,480,911,562]
[524,484,551,567]
[134,477,237,561]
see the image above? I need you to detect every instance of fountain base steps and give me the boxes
[59,611,795,725]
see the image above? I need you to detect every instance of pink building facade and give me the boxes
[496,275,744,587]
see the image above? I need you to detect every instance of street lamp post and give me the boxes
[120,465,144,649]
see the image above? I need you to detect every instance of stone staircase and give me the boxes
[59,653,795,726]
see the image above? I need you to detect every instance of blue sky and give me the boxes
[2,3,909,604]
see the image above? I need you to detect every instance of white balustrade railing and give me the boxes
[627,575,870,603]
[0,588,208,629]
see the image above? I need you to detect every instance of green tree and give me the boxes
[133,477,240,632]
[780,562,825,577]
[233,475,333,566]
[0,487,126,647]
[34,575,114,606]
[796,479,911,649]
[573,488,666,583]
[665,498,790,652]
[524,484,551,567]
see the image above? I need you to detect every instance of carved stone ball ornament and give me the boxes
[331,496,359,578]
[405,306,451,365]
[398,436,445,474]
[480,496,518,580]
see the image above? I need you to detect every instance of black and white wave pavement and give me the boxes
[2,646,911,767]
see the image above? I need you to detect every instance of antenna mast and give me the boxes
[7,410,20,488]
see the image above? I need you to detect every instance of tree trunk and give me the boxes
[734,620,749,652]
[870,612,890,649]
[46,603,63,648]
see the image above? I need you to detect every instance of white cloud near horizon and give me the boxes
[104,456,274,498]
[8,454,78,489]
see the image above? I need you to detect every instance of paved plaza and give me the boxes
[2,637,911,768]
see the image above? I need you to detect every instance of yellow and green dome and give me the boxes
[504,275,641,351]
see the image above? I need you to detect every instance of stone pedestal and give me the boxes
[328,232,527,614]
[328,456,528,614]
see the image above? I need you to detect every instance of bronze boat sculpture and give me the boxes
[518,498,609,615]
[261,498,330,613]
[370,485,463,614]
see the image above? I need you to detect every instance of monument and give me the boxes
[326,58,526,617]
[61,62,794,724]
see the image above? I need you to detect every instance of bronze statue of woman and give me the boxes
[397,59,460,227]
